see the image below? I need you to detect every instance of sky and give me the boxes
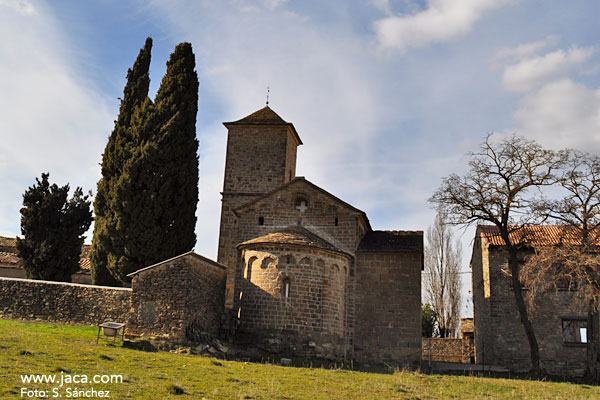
[1,0,599,316]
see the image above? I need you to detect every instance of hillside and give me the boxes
[0,319,597,399]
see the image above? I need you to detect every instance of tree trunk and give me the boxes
[587,308,600,381]
[508,247,541,374]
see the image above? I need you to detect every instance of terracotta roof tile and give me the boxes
[0,236,17,251]
[460,318,474,334]
[357,230,423,252]
[237,226,343,254]
[78,257,91,271]
[476,225,600,247]
[0,237,91,271]
[0,251,21,266]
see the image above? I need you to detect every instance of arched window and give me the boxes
[282,278,291,298]
[332,264,340,277]
[261,257,275,270]
[245,257,257,279]
[282,254,295,265]
[299,257,312,266]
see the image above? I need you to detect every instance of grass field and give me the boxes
[0,319,598,399]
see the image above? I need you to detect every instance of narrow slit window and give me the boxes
[258,216,264,225]
[334,217,338,226]
[282,278,291,298]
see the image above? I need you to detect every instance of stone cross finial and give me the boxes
[266,86,270,105]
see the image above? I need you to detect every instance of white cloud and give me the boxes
[0,2,113,237]
[370,0,392,15]
[493,35,559,63]
[262,0,286,10]
[494,39,600,152]
[502,46,595,92]
[0,0,35,14]
[373,0,516,53]
[141,0,394,257]
[514,78,600,152]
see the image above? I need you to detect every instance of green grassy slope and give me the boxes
[0,319,598,399]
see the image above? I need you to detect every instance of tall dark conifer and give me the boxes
[108,42,199,282]
[151,42,199,255]
[90,38,152,286]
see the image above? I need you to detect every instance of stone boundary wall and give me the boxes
[422,338,464,363]
[0,277,131,325]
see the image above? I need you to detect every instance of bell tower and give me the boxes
[217,106,302,307]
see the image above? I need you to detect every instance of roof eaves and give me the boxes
[126,251,226,277]
[233,177,372,231]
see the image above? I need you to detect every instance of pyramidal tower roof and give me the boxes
[230,105,287,124]
[223,105,302,144]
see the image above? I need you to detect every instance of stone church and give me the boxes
[216,105,423,364]
[0,104,423,365]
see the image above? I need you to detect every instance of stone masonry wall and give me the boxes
[0,277,131,325]
[422,338,464,363]
[470,236,493,366]
[354,251,422,365]
[218,124,299,307]
[236,180,366,255]
[236,245,350,360]
[472,241,588,376]
[230,180,368,315]
[222,125,296,194]
[128,254,226,341]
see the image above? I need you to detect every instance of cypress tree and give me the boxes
[16,173,92,282]
[90,38,152,286]
[151,41,199,255]
[108,42,199,283]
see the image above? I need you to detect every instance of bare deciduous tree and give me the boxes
[522,151,600,380]
[429,133,566,373]
[423,211,462,337]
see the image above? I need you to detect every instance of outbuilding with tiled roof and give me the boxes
[470,224,592,376]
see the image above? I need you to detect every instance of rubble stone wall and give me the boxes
[128,254,226,341]
[471,240,588,376]
[422,338,464,363]
[0,277,131,325]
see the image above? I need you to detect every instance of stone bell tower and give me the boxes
[217,105,302,307]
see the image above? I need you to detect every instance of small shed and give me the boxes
[127,252,226,341]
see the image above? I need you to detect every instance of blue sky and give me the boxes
[1,0,599,315]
